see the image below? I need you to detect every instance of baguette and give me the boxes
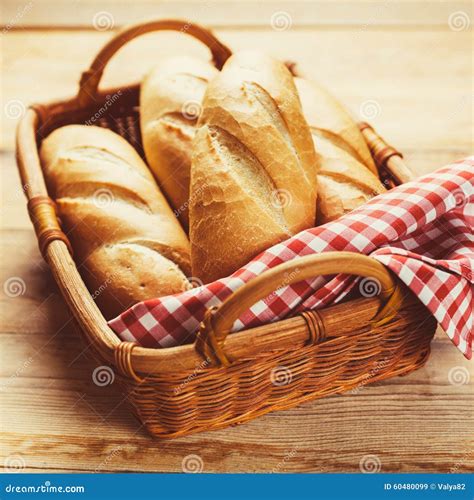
[40,125,191,319]
[294,77,378,175]
[295,78,386,223]
[140,56,218,229]
[189,51,318,283]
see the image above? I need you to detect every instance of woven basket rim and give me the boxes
[15,91,411,377]
[15,18,413,378]
[13,20,439,440]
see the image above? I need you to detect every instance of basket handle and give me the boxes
[195,252,397,366]
[77,19,232,107]
[358,122,414,184]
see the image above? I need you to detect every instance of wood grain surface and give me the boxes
[1,0,473,473]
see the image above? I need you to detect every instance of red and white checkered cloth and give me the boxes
[109,158,474,359]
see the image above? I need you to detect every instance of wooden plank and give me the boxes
[2,0,472,29]
[1,25,472,474]
[2,28,472,153]
[1,331,472,472]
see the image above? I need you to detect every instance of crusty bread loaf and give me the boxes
[295,78,386,223]
[294,77,378,175]
[40,125,191,319]
[140,56,218,229]
[189,51,318,283]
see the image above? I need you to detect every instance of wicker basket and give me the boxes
[16,20,436,438]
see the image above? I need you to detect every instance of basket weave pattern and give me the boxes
[122,301,435,437]
[16,20,437,438]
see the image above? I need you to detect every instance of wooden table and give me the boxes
[1,0,473,473]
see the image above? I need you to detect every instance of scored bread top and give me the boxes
[198,50,318,232]
[189,50,318,283]
[140,56,219,229]
[294,77,377,175]
[295,78,386,223]
[40,125,191,318]
[190,125,292,282]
